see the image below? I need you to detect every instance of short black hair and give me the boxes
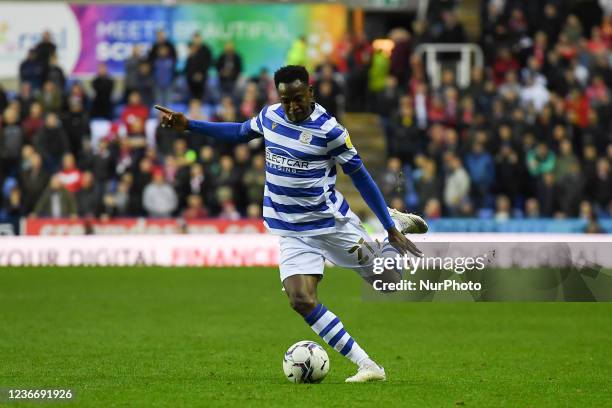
[274,65,309,88]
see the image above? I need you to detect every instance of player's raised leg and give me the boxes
[282,274,386,382]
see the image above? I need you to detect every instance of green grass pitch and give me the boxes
[1,266,610,407]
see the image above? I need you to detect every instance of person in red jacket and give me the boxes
[493,47,520,85]
[57,153,82,193]
[120,91,149,136]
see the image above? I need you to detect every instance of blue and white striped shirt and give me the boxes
[248,103,362,236]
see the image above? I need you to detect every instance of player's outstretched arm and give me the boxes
[349,164,423,257]
[154,105,259,144]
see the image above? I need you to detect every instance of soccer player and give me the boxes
[156,65,428,382]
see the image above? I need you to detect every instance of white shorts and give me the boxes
[279,217,390,283]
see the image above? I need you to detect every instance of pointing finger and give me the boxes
[154,105,173,114]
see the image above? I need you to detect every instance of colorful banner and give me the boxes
[0,234,280,267]
[0,4,81,79]
[0,3,346,78]
[22,218,266,236]
[70,4,169,74]
[1,234,611,268]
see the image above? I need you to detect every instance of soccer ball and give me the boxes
[283,340,330,383]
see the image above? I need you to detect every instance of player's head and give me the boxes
[274,65,313,123]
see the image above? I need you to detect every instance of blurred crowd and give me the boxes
[0,30,274,228]
[373,1,612,231]
[0,1,611,231]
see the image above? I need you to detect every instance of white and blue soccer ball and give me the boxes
[283,340,330,383]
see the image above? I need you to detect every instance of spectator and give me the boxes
[34,30,56,80]
[185,32,213,101]
[246,202,262,219]
[34,112,70,172]
[121,91,149,136]
[423,198,442,219]
[414,158,442,213]
[102,174,131,218]
[520,74,550,112]
[57,153,82,194]
[19,152,49,214]
[379,157,404,200]
[537,172,560,217]
[33,174,77,218]
[498,71,521,102]
[136,61,155,106]
[89,139,116,191]
[554,139,580,181]
[214,155,240,208]
[495,195,511,221]
[556,162,584,217]
[37,80,63,113]
[15,82,36,120]
[434,10,467,44]
[390,100,422,162]
[124,45,144,102]
[76,171,100,217]
[313,64,342,119]
[142,168,177,217]
[216,42,242,95]
[542,3,563,44]
[561,14,583,44]
[62,96,90,156]
[377,76,400,142]
[177,162,206,208]
[493,48,520,85]
[19,49,44,90]
[413,81,428,128]
[242,154,265,207]
[527,142,556,177]
[183,194,208,219]
[592,158,612,210]
[215,95,238,123]
[524,197,541,218]
[346,34,372,111]
[495,144,524,203]
[155,116,182,157]
[507,8,529,48]
[367,49,390,109]
[232,144,251,208]
[0,107,24,174]
[148,29,177,67]
[238,82,261,121]
[90,62,114,119]
[255,67,278,105]
[1,186,23,228]
[153,45,175,107]
[464,142,494,209]
[45,54,65,91]
[389,28,411,87]
[286,35,308,68]
[443,154,471,215]
[389,196,407,213]
[218,197,240,220]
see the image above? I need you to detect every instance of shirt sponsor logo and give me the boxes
[265,147,310,172]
